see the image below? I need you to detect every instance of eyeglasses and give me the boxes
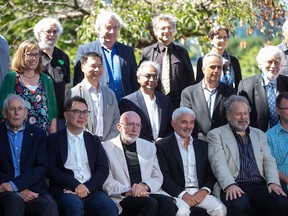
[42,30,59,35]
[25,52,40,59]
[120,122,143,129]
[141,74,158,80]
[214,36,229,41]
[66,109,90,117]
[277,107,288,110]
[6,106,26,113]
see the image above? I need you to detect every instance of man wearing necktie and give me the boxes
[238,45,288,132]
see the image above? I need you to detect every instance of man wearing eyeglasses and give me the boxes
[34,17,71,131]
[181,53,235,141]
[266,92,288,195]
[119,61,173,142]
[47,96,118,216]
[0,94,58,216]
[66,52,120,142]
[103,111,178,216]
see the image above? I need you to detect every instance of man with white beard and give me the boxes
[238,46,288,132]
[34,17,71,130]
[102,111,178,216]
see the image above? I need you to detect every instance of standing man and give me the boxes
[103,111,178,216]
[34,17,71,130]
[0,34,9,88]
[208,95,288,216]
[266,92,288,194]
[140,14,195,109]
[0,94,58,216]
[119,61,173,142]
[238,46,288,132]
[73,10,138,101]
[156,107,226,216]
[277,19,288,76]
[47,96,118,216]
[181,53,234,140]
[67,52,120,142]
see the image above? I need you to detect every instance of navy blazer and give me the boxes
[0,122,49,195]
[181,82,235,139]
[140,42,195,109]
[156,133,216,197]
[47,129,109,199]
[238,74,288,132]
[119,89,173,141]
[73,40,139,96]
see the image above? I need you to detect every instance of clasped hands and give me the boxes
[64,184,90,198]
[124,183,150,197]
[182,189,208,207]
[0,182,38,202]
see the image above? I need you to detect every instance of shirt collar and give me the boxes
[202,80,218,92]
[101,41,118,52]
[229,123,250,136]
[276,121,288,133]
[6,122,25,134]
[174,132,193,147]
[66,128,84,141]
[261,73,277,86]
[83,78,101,93]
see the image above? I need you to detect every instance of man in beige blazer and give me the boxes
[207,95,288,216]
[103,111,177,216]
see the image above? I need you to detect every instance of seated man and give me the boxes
[0,94,57,216]
[103,111,178,216]
[208,95,288,216]
[66,52,120,142]
[156,107,226,216]
[119,61,173,142]
[47,96,118,216]
[266,92,288,194]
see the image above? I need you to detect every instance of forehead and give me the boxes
[157,20,172,28]
[122,113,141,123]
[104,17,119,26]
[141,65,157,74]
[85,56,102,64]
[176,113,195,121]
[7,98,24,107]
[71,101,87,109]
[42,23,58,30]
[214,29,228,36]
[206,56,222,65]
[280,98,288,106]
[230,101,249,113]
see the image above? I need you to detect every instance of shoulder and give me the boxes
[156,134,174,147]
[40,73,53,82]
[26,123,46,137]
[117,42,133,50]
[183,83,199,93]
[241,74,260,83]
[54,46,69,58]
[142,43,157,52]
[208,124,230,136]
[4,71,17,79]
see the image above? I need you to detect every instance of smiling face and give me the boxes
[38,23,59,49]
[210,29,229,53]
[137,65,158,91]
[99,17,119,49]
[81,56,103,84]
[262,56,282,81]
[227,101,250,132]
[154,20,174,46]
[24,48,40,71]
[171,113,195,140]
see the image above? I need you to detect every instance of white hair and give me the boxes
[34,17,63,41]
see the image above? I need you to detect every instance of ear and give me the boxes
[2,109,6,119]
[116,123,122,132]
[171,120,175,128]
[136,75,140,83]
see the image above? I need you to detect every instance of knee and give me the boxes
[210,205,227,216]
[228,200,250,213]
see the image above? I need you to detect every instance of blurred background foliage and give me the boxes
[0,0,287,81]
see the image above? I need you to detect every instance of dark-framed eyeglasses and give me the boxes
[277,107,288,110]
[42,29,59,35]
[65,109,90,117]
[141,74,158,80]
[120,122,143,129]
[25,52,40,59]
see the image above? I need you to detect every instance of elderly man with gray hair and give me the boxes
[73,10,138,101]
[140,14,195,109]
[238,45,288,132]
[119,61,173,142]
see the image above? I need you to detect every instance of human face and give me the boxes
[203,56,223,87]
[99,17,119,49]
[24,48,40,71]
[64,101,89,133]
[210,29,229,52]
[227,101,250,132]
[276,98,288,124]
[155,20,174,46]
[2,98,27,131]
[262,56,281,81]
[282,28,288,45]
[39,23,59,48]
[137,66,158,91]
[117,112,141,144]
[82,56,103,83]
[171,113,195,140]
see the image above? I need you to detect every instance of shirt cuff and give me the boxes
[178,190,187,199]
[9,181,18,192]
[201,187,211,194]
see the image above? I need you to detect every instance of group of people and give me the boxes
[1,9,288,216]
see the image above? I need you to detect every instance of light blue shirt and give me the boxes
[266,122,288,176]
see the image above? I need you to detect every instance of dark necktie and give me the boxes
[266,82,278,127]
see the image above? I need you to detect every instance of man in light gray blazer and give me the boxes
[207,95,288,216]
[66,52,119,142]
[103,111,178,216]
[0,34,9,88]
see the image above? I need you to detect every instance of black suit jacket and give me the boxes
[119,89,173,141]
[181,82,235,139]
[0,122,49,195]
[47,129,109,199]
[196,55,242,89]
[73,40,139,96]
[156,133,215,197]
[238,74,288,131]
[140,42,195,109]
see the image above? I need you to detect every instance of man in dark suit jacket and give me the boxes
[181,53,235,140]
[119,61,173,142]
[238,45,288,132]
[47,96,118,216]
[156,107,226,216]
[140,14,195,109]
[0,94,57,216]
[73,11,138,101]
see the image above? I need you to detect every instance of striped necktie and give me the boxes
[161,47,170,94]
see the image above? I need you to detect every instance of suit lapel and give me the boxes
[20,125,34,165]
[58,129,69,165]
[113,138,130,178]
[213,83,224,112]
[155,92,163,130]
[0,123,14,167]
[170,134,184,173]
[254,75,268,108]
[136,90,152,133]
